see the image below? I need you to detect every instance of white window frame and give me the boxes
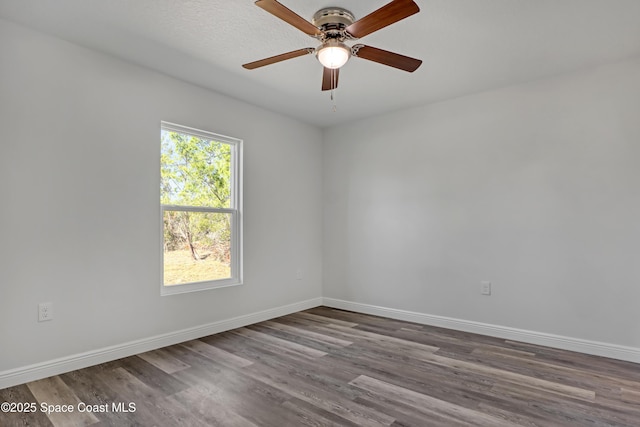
[160,121,243,296]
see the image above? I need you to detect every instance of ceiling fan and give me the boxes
[242,0,422,91]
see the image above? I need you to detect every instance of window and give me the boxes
[160,121,242,295]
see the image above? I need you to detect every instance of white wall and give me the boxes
[0,19,323,372]
[324,58,640,348]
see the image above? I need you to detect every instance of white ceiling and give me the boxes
[2,0,640,128]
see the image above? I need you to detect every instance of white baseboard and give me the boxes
[322,297,640,364]
[0,297,323,390]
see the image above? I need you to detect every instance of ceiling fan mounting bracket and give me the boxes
[312,7,356,40]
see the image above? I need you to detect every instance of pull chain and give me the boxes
[331,88,337,112]
[330,68,337,112]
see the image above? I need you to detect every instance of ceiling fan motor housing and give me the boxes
[312,7,355,38]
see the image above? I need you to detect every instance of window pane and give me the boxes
[161,129,232,208]
[163,210,232,285]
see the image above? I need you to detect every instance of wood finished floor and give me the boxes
[2,307,640,426]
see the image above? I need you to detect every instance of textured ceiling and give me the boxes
[2,0,640,128]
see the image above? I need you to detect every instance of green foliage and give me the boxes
[161,130,231,207]
[161,130,232,264]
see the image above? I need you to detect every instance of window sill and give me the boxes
[161,279,243,296]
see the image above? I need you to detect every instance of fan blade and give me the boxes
[345,0,419,39]
[243,48,314,70]
[255,0,321,36]
[352,45,422,72]
[322,67,339,91]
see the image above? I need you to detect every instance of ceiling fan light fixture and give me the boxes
[316,40,350,69]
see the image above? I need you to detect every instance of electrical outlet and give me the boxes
[296,268,303,280]
[481,281,491,296]
[38,302,53,322]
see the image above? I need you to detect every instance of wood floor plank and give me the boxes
[471,343,537,358]
[118,353,190,396]
[59,365,143,426]
[399,326,463,343]
[171,369,311,426]
[249,323,344,355]
[263,319,353,347]
[310,307,410,330]
[242,362,396,426]
[27,376,99,427]
[622,387,640,403]
[168,384,259,427]
[137,347,191,374]
[179,339,254,368]
[170,341,296,411]
[0,384,54,427]
[393,327,480,356]
[291,311,359,327]
[327,347,497,411]
[349,374,517,427]
[281,398,360,427]
[322,322,440,352]
[469,345,640,395]
[476,402,570,427]
[423,351,596,401]
[200,330,322,371]
[3,307,640,427]
[98,366,207,426]
[354,395,471,427]
[503,339,640,382]
[231,326,328,358]
[204,330,362,385]
[312,323,440,359]
[489,381,634,426]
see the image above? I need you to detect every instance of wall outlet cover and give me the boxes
[481,281,492,295]
[38,302,54,322]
